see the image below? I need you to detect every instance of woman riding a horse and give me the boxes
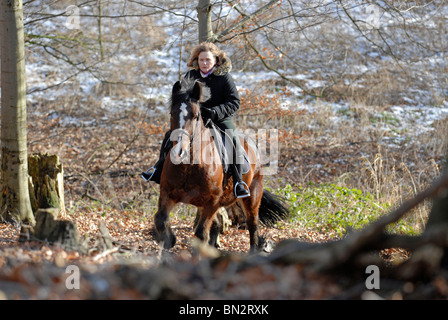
[143,42,250,198]
[142,42,288,252]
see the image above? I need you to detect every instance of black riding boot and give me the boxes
[233,162,250,198]
[232,148,250,198]
[141,158,164,184]
[142,131,172,184]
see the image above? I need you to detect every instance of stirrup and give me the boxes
[141,167,156,181]
[234,181,250,198]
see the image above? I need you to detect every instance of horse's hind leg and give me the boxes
[240,177,263,253]
[240,199,259,253]
[154,196,177,250]
[194,205,219,246]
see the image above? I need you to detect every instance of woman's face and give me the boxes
[198,51,216,74]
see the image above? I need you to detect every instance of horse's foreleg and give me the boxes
[209,216,220,248]
[154,196,176,250]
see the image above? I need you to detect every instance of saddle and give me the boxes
[208,122,251,175]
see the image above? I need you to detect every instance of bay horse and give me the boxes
[154,78,288,253]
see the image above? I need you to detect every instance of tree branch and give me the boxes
[211,0,281,42]
[242,34,318,97]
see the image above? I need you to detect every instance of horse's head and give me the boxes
[169,78,210,164]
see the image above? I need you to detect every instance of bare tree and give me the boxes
[0,0,35,224]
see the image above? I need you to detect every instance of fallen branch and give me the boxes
[93,247,119,262]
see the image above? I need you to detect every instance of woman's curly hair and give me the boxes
[186,42,228,70]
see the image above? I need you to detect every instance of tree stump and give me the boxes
[21,154,84,251]
[19,208,85,252]
[28,153,65,215]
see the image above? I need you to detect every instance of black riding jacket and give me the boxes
[184,65,240,122]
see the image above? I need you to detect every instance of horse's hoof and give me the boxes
[154,228,177,250]
[162,232,176,249]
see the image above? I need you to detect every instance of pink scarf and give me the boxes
[200,66,215,78]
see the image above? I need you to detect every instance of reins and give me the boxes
[204,118,237,151]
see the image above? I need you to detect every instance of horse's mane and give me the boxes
[170,77,211,111]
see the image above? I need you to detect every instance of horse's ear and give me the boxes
[172,81,182,95]
[191,80,202,102]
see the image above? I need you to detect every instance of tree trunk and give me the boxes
[0,0,35,224]
[196,0,213,43]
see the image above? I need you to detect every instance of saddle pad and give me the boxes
[209,123,250,175]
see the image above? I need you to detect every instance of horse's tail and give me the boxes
[258,190,289,227]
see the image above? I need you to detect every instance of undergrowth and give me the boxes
[271,183,423,238]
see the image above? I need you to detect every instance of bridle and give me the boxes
[171,102,201,150]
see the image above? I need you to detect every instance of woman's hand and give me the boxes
[201,107,217,122]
